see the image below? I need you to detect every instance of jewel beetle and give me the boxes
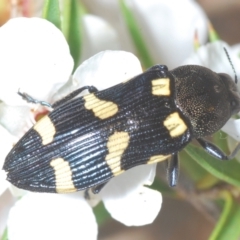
[3,64,240,193]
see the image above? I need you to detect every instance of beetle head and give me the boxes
[171,65,240,138]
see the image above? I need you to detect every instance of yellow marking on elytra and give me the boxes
[164,112,187,137]
[83,93,118,119]
[34,116,56,145]
[105,132,130,176]
[50,158,77,193]
[147,154,171,164]
[152,78,170,96]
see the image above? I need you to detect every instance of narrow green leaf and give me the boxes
[93,201,111,226]
[184,144,240,187]
[119,0,154,69]
[208,22,220,42]
[2,228,8,240]
[180,149,220,189]
[42,0,61,30]
[180,149,209,182]
[62,0,82,71]
[209,191,240,240]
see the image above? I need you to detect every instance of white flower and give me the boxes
[81,0,209,68]
[7,193,98,240]
[0,17,74,106]
[0,126,15,195]
[80,14,120,63]
[0,17,74,238]
[100,164,161,226]
[0,17,162,239]
[182,40,240,80]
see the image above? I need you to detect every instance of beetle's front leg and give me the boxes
[167,153,179,187]
[52,85,98,108]
[197,138,240,160]
[18,85,98,109]
[18,90,52,108]
[84,182,108,200]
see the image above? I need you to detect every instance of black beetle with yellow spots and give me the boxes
[3,64,240,193]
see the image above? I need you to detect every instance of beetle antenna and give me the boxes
[223,47,238,84]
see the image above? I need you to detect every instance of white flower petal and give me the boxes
[80,15,120,62]
[100,165,159,226]
[227,135,240,162]
[101,165,157,199]
[0,125,14,164]
[0,17,73,105]
[9,185,28,198]
[82,167,157,209]
[82,0,208,68]
[0,190,16,237]
[0,169,9,196]
[81,0,120,26]
[126,0,208,68]
[0,125,15,195]
[222,118,240,142]
[81,0,138,53]
[74,50,142,90]
[182,41,240,81]
[8,193,97,240]
[230,43,240,58]
[0,102,34,138]
[102,185,162,226]
[53,50,142,101]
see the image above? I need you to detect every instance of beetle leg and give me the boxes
[18,85,98,109]
[91,182,107,194]
[52,85,98,108]
[84,189,91,199]
[197,138,240,160]
[84,182,107,199]
[18,90,52,108]
[167,153,179,187]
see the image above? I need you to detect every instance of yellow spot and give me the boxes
[34,116,56,145]
[147,154,171,164]
[152,78,170,96]
[164,112,187,137]
[105,132,130,176]
[50,158,77,193]
[84,93,118,119]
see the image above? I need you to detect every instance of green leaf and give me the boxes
[2,228,8,240]
[93,201,111,226]
[184,144,240,187]
[180,149,220,189]
[212,131,229,153]
[180,149,209,182]
[62,0,82,71]
[209,191,240,240]
[119,0,154,69]
[150,178,176,197]
[42,0,61,30]
[208,22,220,42]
